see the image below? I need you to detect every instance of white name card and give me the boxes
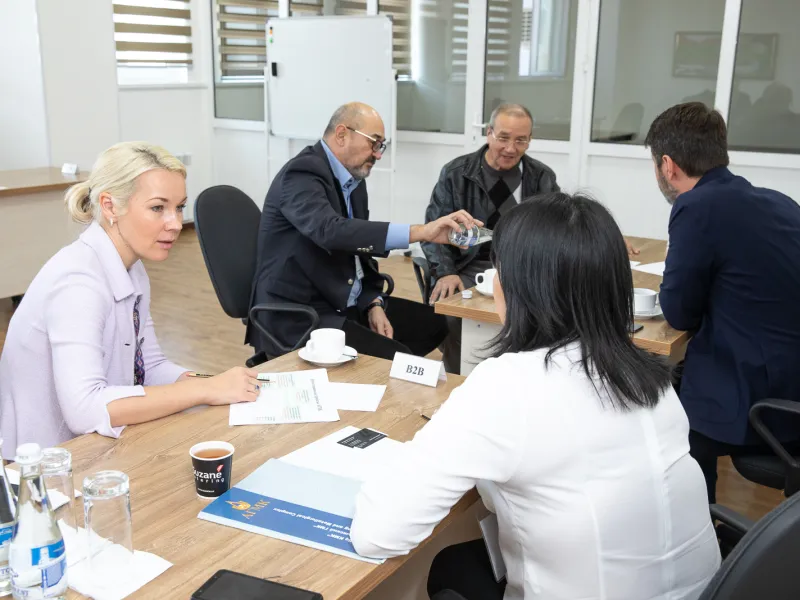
[61,163,79,175]
[390,352,447,388]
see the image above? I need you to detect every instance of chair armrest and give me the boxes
[710,504,755,535]
[750,399,800,471]
[378,273,395,296]
[249,303,319,356]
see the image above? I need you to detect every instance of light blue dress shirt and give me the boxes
[320,141,410,307]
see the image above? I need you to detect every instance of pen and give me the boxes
[186,373,214,378]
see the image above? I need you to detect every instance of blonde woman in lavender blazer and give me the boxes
[0,142,259,458]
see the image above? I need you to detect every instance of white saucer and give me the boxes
[299,345,357,367]
[475,286,494,297]
[634,306,663,320]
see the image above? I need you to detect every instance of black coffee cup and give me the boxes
[190,441,234,499]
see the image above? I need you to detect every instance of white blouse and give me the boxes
[351,345,721,600]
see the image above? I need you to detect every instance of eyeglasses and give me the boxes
[347,127,387,155]
[490,130,531,150]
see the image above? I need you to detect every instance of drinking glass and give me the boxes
[83,471,133,586]
[41,448,78,531]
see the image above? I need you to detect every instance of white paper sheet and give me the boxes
[633,261,666,277]
[230,369,339,425]
[322,382,386,412]
[57,522,172,599]
[280,426,402,482]
[630,260,641,267]
[68,546,172,600]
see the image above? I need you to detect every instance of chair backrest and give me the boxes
[699,492,800,599]
[412,256,432,305]
[194,185,261,320]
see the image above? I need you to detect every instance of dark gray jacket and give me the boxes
[246,142,389,355]
[422,145,559,279]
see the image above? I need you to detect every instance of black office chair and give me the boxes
[412,256,432,305]
[194,185,319,367]
[430,493,800,600]
[730,399,800,497]
[700,491,800,599]
[709,398,800,556]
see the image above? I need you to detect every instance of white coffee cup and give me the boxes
[306,328,346,362]
[633,288,658,313]
[475,268,497,293]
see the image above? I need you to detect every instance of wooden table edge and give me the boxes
[0,171,90,198]
[434,291,502,325]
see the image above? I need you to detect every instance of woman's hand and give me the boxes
[204,367,261,405]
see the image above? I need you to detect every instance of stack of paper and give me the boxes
[230,370,389,425]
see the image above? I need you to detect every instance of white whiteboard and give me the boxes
[266,16,394,141]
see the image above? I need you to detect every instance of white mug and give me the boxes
[306,328,346,362]
[475,268,497,292]
[633,288,657,313]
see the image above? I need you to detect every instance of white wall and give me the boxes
[213,128,270,206]
[36,0,120,169]
[0,0,50,169]
[0,0,120,172]
[119,87,213,218]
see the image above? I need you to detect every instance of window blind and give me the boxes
[113,0,193,66]
[379,0,411,78]
[215,0,277,77]
[486,0,512,79]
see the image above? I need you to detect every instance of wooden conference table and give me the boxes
[435,237,690,375]
[0,167,88,299]
[61,352,472,599]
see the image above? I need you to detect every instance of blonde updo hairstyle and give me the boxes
[65,141,186,225]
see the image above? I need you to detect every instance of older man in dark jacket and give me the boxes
[247,102,479,362]
[423,104,559,373]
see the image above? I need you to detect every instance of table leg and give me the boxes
[460,320,501,376]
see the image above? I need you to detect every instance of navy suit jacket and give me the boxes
[246,142,390,356]
[660,167,800,445]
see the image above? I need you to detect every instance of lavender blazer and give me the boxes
[0,222,186,458]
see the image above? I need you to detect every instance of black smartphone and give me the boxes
[629,322,644,333]
[192,570,323,600]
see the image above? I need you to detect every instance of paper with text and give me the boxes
[230,369,339,425]
[390,352,447,387]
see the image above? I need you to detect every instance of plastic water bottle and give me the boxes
[8,444,67,600]
[448,224,493,249]
[0,439,17,597]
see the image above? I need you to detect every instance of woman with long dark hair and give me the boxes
[350,192,720,599]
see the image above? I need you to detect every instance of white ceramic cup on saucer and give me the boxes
[306,328,346,362]
[475,268,497,294]
[633,288,658,313]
